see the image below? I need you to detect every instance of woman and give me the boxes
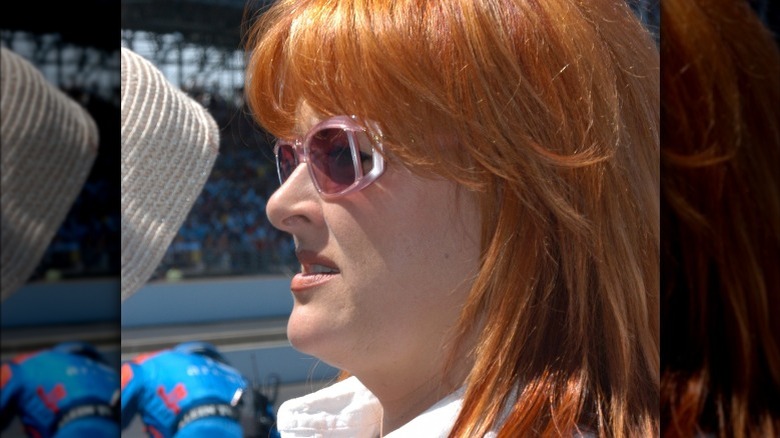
[244,0,659,436]
[660,0,780,436]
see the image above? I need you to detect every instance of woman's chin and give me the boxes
[286,311,343,361]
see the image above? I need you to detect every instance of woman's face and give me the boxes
[265,112,482,376]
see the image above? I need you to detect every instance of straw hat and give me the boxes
[121,47,220,300]
[0,47,99,301]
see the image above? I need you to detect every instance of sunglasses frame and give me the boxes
[273,115,385,199]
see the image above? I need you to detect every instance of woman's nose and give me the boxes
[265,163,323,233]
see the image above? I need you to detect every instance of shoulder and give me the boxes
[121,361,142,392]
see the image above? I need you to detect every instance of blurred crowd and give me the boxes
[28,85,122,282]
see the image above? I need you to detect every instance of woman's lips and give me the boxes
[290,271,338,292]
[291,249,340,293]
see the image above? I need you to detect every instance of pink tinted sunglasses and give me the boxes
[274,115,385,199]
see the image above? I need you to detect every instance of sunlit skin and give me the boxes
[265,107,482,434]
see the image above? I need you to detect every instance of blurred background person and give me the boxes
[120,340,280,438]
[660,0,780,437]
[0,341,120,437]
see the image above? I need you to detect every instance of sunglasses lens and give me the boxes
[308,128,357,193]
[276,143,297,183]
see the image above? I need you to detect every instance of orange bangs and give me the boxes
[245,0,657,194]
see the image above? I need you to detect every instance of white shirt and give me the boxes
[276,376,485,438]
[276,376,598,437]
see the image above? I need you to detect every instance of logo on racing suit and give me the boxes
[157,383,188,414]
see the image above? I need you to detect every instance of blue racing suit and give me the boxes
[0,341,120,437]
[120,341,249,437]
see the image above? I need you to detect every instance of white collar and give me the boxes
[276,376,468,438]
[277,376,599,438]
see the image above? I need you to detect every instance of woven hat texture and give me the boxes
[121,47,219,300]
[0,47,99,301]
